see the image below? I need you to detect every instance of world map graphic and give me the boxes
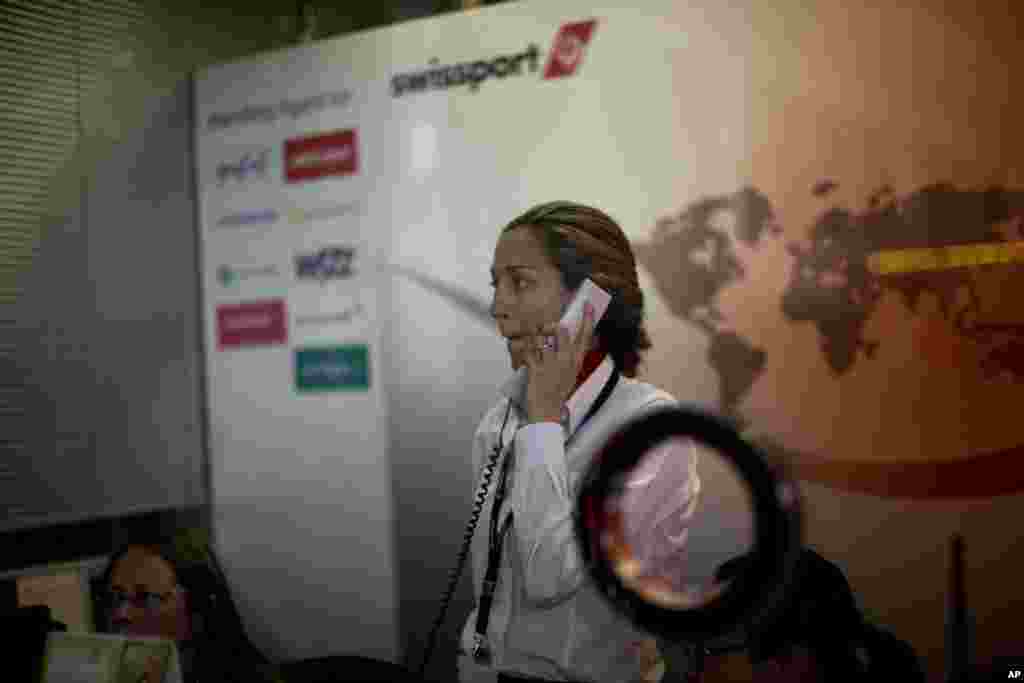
[635,183,1024,420]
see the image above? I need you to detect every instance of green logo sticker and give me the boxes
[295,345,370,392]
[217,265,237,287]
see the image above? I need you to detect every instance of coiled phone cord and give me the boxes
[418,398,514,677]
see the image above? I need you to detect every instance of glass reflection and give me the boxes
[600,437,754,611]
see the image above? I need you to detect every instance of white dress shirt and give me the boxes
[457,355,701,683]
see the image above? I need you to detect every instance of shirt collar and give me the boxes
[499,354,616,438]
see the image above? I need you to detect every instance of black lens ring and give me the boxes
[575,405,802,643]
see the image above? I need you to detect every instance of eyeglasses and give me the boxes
[106,587,178,612]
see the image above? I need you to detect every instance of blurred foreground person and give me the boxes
[702,548,925,683]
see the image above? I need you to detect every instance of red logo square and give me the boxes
[217,300,288,349]
[284,130,358,183]
[543,20,599,80]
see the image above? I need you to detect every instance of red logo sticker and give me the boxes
[543,19,598,80]
[217,300,287,349]
[284,129,358,183]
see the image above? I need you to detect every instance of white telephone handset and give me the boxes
[501,278,613,404]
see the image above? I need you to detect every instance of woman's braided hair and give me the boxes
[502,201,652,378]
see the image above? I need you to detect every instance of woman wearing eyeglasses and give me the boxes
[98,531,285,683]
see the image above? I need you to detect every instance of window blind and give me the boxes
[0,0,146,527]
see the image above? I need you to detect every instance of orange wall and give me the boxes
[743,2,1022,679]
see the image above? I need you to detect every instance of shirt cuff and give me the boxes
[514,422,565,470]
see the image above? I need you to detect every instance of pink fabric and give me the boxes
[618,437,700,589]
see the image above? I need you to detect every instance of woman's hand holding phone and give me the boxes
[522,301,597,425]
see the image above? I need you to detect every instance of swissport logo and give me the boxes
[390,19,598,98]
[284,130,358,183]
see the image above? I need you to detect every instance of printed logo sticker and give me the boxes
[284,130,358,183]
[217,300,287,349]
[215,149,270,186]
[217,264,279,288]
[295,345,370,392]
[215,209,279,229]
[285,201,363,225]
[295,246,357,284]
[543,20,598,80]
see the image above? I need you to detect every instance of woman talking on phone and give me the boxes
[457,202,701,683]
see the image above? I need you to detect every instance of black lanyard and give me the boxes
[474,366,621,654]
